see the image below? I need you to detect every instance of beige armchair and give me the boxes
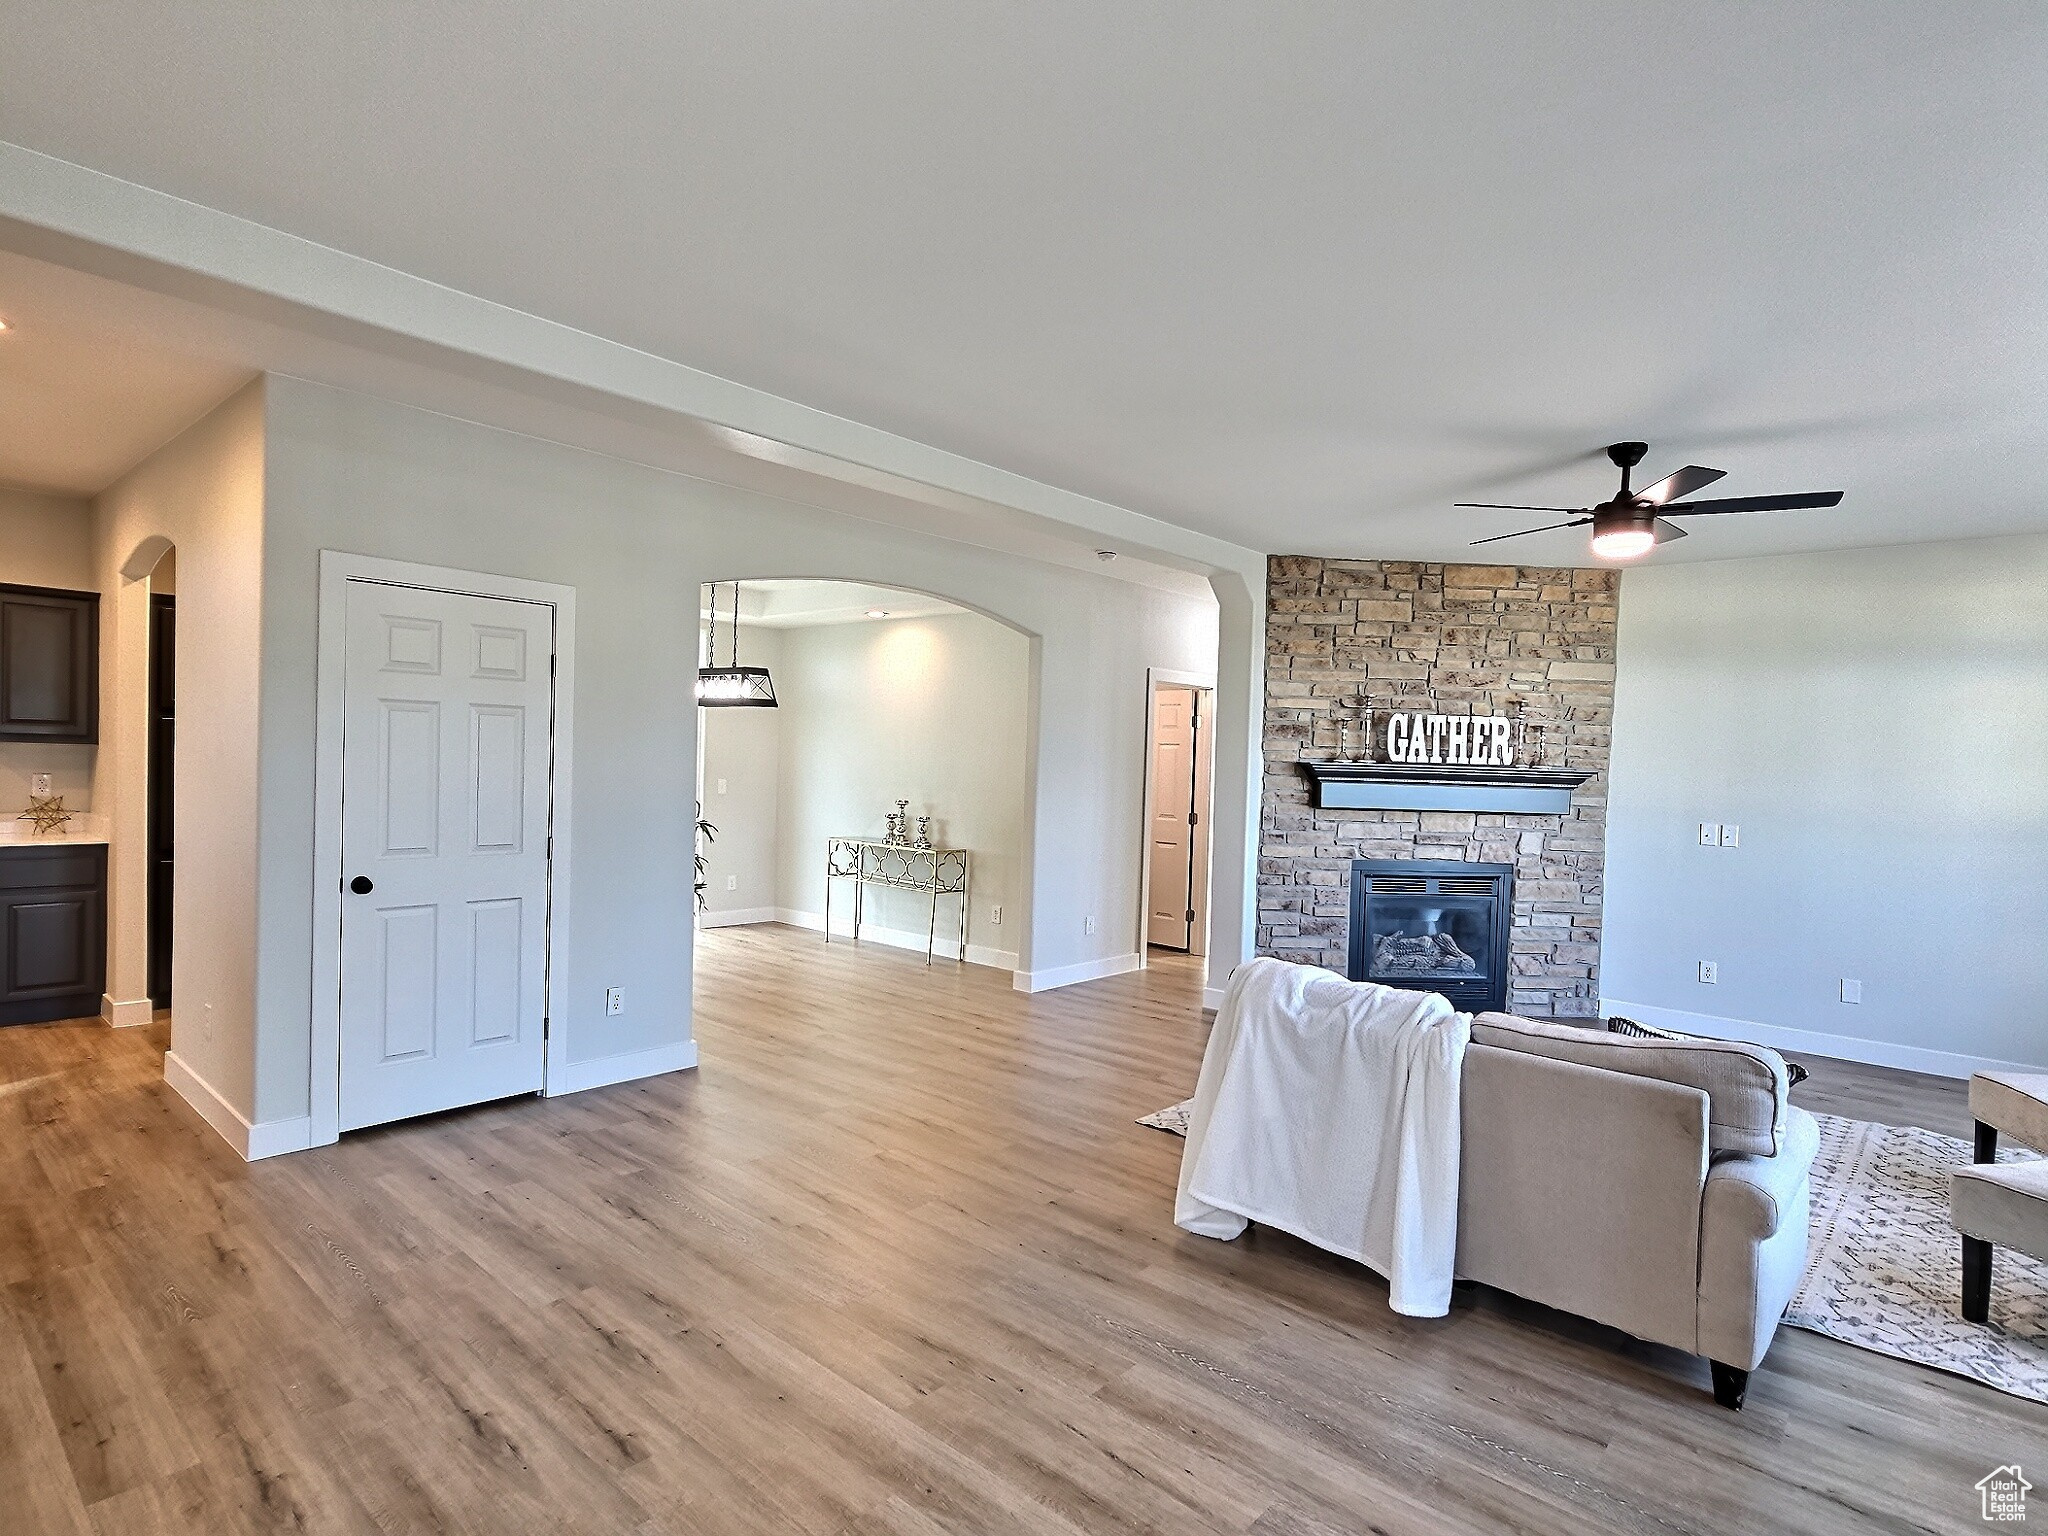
[1456,1014,1815,1409]
[1954,1072,2048,1324]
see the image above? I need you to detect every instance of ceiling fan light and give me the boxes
[1589,526,1657,561]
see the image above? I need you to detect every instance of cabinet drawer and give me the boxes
[0,846,107,891]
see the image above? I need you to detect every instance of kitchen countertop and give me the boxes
[0,815,111,846]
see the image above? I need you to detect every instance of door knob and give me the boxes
[349,875,374,894]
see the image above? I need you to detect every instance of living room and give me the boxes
[0,6,2043,1533]
[1236,525,2047,1413]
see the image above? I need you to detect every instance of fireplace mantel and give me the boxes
[1301,760,1594,814]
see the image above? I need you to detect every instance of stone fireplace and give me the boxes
[1259,558,1616,1018]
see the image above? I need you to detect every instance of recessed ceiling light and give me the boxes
[866,608,890,618]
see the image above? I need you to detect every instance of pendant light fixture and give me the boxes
[696,580,778,707]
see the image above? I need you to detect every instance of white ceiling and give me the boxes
[0,287,251,495]
[1,4,2045,563]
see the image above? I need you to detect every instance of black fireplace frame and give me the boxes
[1347,858,1513,1014]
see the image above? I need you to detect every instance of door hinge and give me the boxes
[1186,909,1196,923]
[1189,811,1199,826]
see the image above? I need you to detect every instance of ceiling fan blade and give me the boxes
[1469,518,1592,546]
[1636,465,1725,506]
[1453,503,1588,512]
[1662,490,1844,516]
[1652,518,1689,544]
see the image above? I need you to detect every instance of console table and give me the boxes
[824,838,971,965]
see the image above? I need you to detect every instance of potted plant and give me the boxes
[695,802,718,911]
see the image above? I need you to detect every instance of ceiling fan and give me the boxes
[1459,442,1844,561]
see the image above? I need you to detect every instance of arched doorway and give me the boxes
[693,578,1034,973]
[146,550,175,1007]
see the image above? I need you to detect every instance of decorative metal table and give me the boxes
[825,838,972,965]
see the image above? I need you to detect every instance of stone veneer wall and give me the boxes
[1259,558,1618,1017]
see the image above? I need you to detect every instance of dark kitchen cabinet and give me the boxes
[0,844,107,1024]
[0,583,100,743]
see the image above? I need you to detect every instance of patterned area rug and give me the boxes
[1136,1100,1192,1136]
[1139,1099,2048,1402]
[1791,1113,2047,1401]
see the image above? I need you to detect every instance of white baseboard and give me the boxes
[1599,998,2048,1081]
[547,1039,699,1096]
[1203,987,1226,1013]
[697,906,778,929]
[102,993,153,1028]
[164,1051,313,1160]
[1013,951,1143,994]
[776,907,1018,973]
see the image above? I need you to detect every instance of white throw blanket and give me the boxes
[1175,957,1471,1317]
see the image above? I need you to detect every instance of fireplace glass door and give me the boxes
[1347,861,1512,1013]
[1362,893,1493,987]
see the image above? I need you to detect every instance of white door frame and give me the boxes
[1136,665,1216,968]
[309,551,577,1148]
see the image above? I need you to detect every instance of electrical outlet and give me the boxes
[1697,960,1719,984]
[1840,979,1862,1004]
[1698,823,1720,846]
[716,777,728,795]
[605,987,625,1016]
[725,874,737,891]
[1085,915,1098,936]
[1719,823,1741,848]
[990,904,1002,926]
[30,773,51,797]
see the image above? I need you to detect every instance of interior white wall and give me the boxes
[1603,533,2048,1076]
[771,610,1030,967]
[92,380,267,1069]
[697,622,783,920]
[252,376,1222,1130]
[0,485,95,588]
[0,486,97,813]
[1205,569,1264,1008]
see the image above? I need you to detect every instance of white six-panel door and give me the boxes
[338,581,555,1131]
[1148,686,1198,949]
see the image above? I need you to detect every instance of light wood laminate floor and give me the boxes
[0,925,2037,1534]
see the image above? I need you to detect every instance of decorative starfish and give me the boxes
[17,794,73,835]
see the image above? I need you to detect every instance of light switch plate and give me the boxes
[1085,915,1097,935]
[1719,824,1741,847]
[1699,823,1720,846]
[725,874,736,891]
[716,777,728,795]
[1698,960,1719,984]
[1840,979,1862,1004]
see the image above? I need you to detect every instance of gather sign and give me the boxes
[1382,711,1517,767]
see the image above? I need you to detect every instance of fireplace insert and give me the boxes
[1347,859,1512,1014]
